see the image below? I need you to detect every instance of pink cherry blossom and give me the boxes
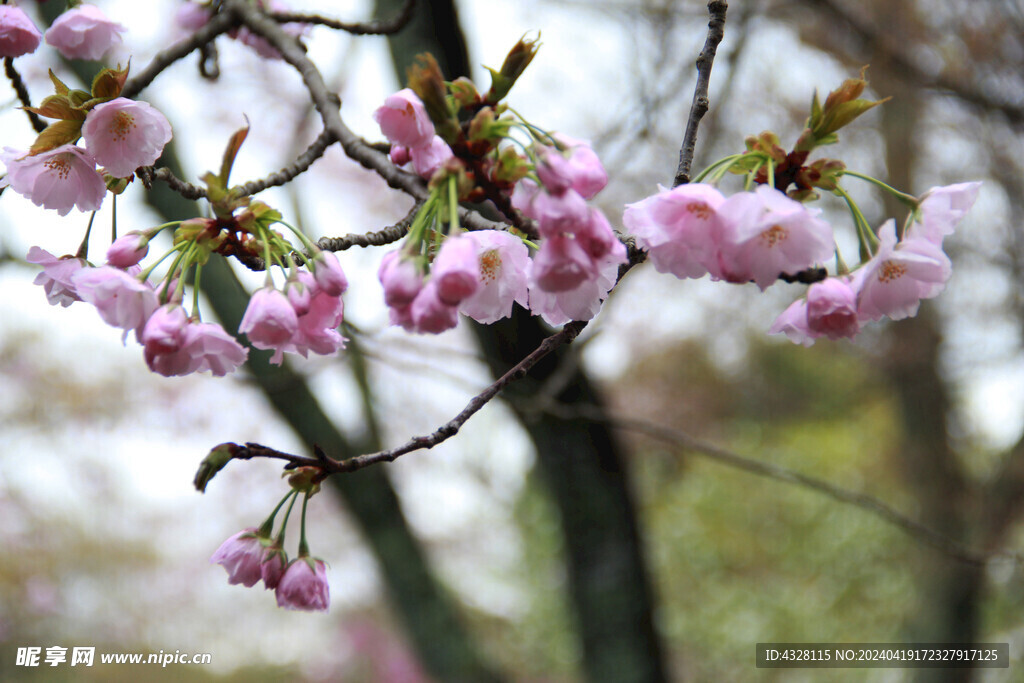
[576,209,619,261]
[291,282,346,356]
[379,251,424,307]
[1,145,105,216]
[275,557,330,612]
[511,178,541,216]
[185,321,249,376]
[458,230,530,324]
[240,287,299,350]
[768,298,816,347]
[72,265,159,337]
[531,235,596,292]
[26,246,86,307]
[715,184,834,290]
[211,528,265,588]
[142,304,200,376]
[44,4,125,61]
[806,277,859,340]
[554,134,608,199]
[410,136,453,179]
[535,145,575,195]
[528,237,626,326]
[175,2,211,33]
[624,182,725,279]
[234,2,307,60]
[407,281,459,334]
[82,98,173,178]
[531,188,590,238]
[106,232,149,268]
[0,6,42,58]
[389,145,412,166]
[373,88,435,149]
[909,181,982,244]
[312,251,348,297]
[853,219,952,321]
[431,235,480,305]
[261,546,288,590]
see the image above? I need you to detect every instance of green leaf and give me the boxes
[48,69,70,96]
[219,123,249,187]
[24,94,87,121]
[91,63,130,100]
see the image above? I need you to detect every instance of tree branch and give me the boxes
[270,0,416,35]
[673,0,728,187]
[234,320,589,473]
[4,57,45,133]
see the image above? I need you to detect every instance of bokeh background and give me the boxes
[1,0,1023,680]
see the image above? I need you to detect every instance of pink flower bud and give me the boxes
[532,236,596,292]
[44,4,125,61]
[211,528,265,587]
[410,135,453,179]
[389,145,412,166]
[106,232,149,268]
[532,188,589,239]
[373,88,434,149]
[240,287,300,349]
[431,235,480,305]
[0,6,42,58]
[260,546,288,590]
[83,98,173,178]
[275,558,330,612]
[379,251,423,307]
[312,251,348,297]
[142,304,200,376]
[806,277,859,340]
[409,281,459,334]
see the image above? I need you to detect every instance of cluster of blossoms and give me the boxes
[175,0,308,60]
[209,464,330,612]
[372,43,625,332]
[625,73,980,345]
[0,3,125,62]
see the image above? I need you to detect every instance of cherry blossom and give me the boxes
[44,4,125,61]
[528,237,626,326]
[379,251,424,307]
[374,88,435,149]
[410,136,454,179]
[142,304,200,377]
[174,2,211,33]
[715,184,834,290]
[458,230,530,324]
[210,529,265,588]
[431,235,481,305]
[234,0,308,60]
[312,251,348,297]
[532,235,597,292]
[184,320,249,376]
[275,558,330,612]
[853,219,952,321]
[910,181,982,244]
[26,247,86,307]
[260,546,288,590]
[1,145,105,216]
[624,182,725,279]
[806,277,860,340]
[83,98,173,178]
[0,5,42,58]
[72,266,159,338]
[240,287,300,351]
[407,280,459,334]
[768,298,816,347]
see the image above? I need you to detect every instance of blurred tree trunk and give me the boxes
[376,1,669,680]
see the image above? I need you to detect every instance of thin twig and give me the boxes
[4,57,45,133]
[673,0,728,187]
[539,402,1022,568]
[232,128,337,196]
[236,320,589,472]
[270,0,416,36]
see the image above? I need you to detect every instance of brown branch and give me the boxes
[234,320,589,473]
[673,0,728,187]
[232,128,337,196]
[4,57,45,134]
[138,166,207,200]
[535,402,1023,568]
[270,0,416,36]
[122,10,240,99]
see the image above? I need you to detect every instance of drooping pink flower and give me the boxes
[291,282,346,357]
[260,545,288,590]
[72,265,159,337]
[407,280,460,334]
[458,230,530,324]
[106,232,149,268]
[373,88,434,149]
[44,4,125,61]
[410,136,453,179]
[1,145,105,216]
[528,237,626,326]
[379,251,424,307]
[389,145,412,166]
[211,528,265,588]
[26,246,86,307]
[768,298,816,347]
[624,182,725,280]
[82,98,172,178]
[805,277,859,340]
[142,304,200,376]
[184,321,249,376]
[431,235,480,305]
[531,188,590,238]
[575,208,619,261]
[553,134,608,199]
[715,184,834,290]
[275,557,330,612]
[0,6,43,58]
[853,219,952,321]
[312,251,348,297]
[909,181,982,244]
[240,286,299,350]
[531,235,596,292]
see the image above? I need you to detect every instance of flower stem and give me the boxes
[274,489,302,545]
[297,491,311,558]
[76,211,97,261]
[834,184,879,259]
[259,489,297,538]
[840,170,918,207]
